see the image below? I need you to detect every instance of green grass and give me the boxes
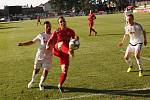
[0,13,150,100]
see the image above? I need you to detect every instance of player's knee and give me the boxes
[34,67,40,71]
[44,68,49,73]
[124,56,127,59]
[61,64,68,73]
[135,55,140,59]
[44,67,51,71]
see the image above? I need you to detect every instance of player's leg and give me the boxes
[89,23,92,36]
[39,58,52,90]
[134,44,143,77]
[58,55,69,93]
[91,28,97,36]
[91,23,97,35]
[28,68,40,88]
[124,45,133,72]
[37,21,39,26]
[39,69,49,91]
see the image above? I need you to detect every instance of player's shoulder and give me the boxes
[134,22,141,26]
[67,27,75,33]
[53,28,61,33]
[39,32,45,35]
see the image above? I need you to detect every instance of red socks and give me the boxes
[60,72,67,86]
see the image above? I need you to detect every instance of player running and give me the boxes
[18,21,53,90]
[118,14,147,77]
[37,16,42,26]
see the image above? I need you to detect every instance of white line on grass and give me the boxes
[120,49,150,61]
[53,87,150,100]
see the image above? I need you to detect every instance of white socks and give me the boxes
[136,58,143,71]
[39,76,45,85]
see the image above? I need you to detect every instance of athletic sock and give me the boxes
[136,58,143,71]
[39,76,45,85]
[60,73,67,86]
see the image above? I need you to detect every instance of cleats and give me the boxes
[127,67,132,72]
[139,70,143,77]
[39,83,44,91]
[28,81,33,89]
[58,85,64,93]
[95,32,97,36]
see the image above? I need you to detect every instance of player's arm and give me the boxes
[94,14,96,20]
[118,34,128,47]
[140,24,147,46]
[46,31,57,50]
[18,41,35,46]
[143,30,147,46]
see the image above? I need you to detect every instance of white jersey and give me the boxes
[125,22,144,45]
[32,32,52,60]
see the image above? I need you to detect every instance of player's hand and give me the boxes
[57,42,63,51]
[117,42,123,48]
[17,43,23,46]
[144,39,147,46]
[68,50,74,58]
[75,36,79,40]
[46,45,50,50]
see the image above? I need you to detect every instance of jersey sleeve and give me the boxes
[71,29,76,39]
[138,23,144,32]
[46,30,57,48]
[93,14,96,19]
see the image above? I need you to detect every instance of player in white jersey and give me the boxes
[118,14,147,77]
[18,21,53,90]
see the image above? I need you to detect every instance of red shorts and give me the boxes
[53,42,69,66]
[89,21,94,28]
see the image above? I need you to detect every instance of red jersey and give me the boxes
[37,16,40,22]
[47,27,75,48]
[88,13,96,22]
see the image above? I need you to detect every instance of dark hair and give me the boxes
[57,16,65,23]
[44,21,50,25]
[127,14,134,19]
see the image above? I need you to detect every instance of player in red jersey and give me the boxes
[46,16,78,93]
[88,10,97,36]
[37,16,41,26]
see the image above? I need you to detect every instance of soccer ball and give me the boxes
[69,39,80,50]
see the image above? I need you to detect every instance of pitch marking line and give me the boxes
[53,87,150,100]
[120,49,150,61]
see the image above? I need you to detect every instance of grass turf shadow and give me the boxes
[44,85,150,98]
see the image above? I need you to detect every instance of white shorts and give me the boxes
[34,56,52,70]
[125,43,143,54]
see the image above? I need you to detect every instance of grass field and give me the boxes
[0,13,150,100]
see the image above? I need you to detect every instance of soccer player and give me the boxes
[18,21,53,90]
[88,10,97,36]
[37,16,41,26]
[118,14,147,77]
[46,16,78,93]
